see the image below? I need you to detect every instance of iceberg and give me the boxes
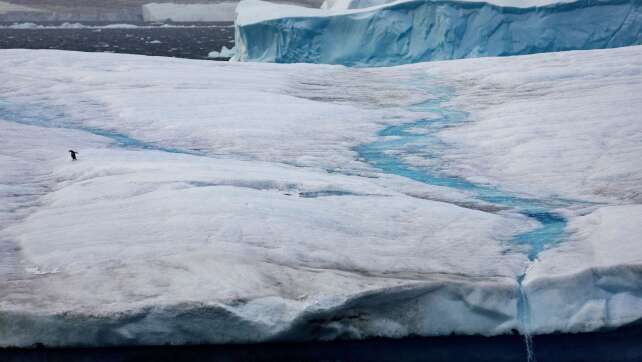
[234,0,642,66]
[1,46,642,347]
[209,45,237,58]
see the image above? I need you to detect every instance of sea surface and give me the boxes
[0,21,235,60]
[2,324,642,362]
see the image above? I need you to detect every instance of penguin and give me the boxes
[69,150,78,161]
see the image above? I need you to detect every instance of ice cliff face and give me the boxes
[235,0,642,66]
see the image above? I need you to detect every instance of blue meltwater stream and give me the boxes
[354,85,579,362]
[0,100,203,156]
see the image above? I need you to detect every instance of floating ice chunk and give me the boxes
[102,23,139,29]
[209,45,236,58]
[4,22,40,29]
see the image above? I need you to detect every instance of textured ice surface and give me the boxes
[0,122,526,346]
[522,205,642,334]
[418,47,642,204]
[1,46,641,346]
[234,0,642,66]
[406,46,642,335]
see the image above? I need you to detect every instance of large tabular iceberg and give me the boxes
[1,46,642,347]
[234,0,642,66]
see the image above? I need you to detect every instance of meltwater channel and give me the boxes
[354,83,581,362]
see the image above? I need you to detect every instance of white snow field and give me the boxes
[234,0,642,66]
[0,45,641,346]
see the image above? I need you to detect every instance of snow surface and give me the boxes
[234,0,642,66]
[1,46,642,346]
[416,46,642,204]
[142,2,238,22]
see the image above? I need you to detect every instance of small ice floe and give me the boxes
[25,266,59,275]
[208,46,236,59]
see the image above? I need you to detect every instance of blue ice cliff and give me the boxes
[234,0,642,66]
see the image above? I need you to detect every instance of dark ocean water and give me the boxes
[1,324,642,362]
[0,22,235,60]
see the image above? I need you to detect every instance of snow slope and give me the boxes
[234,0,642,66]
[1,46,641,346]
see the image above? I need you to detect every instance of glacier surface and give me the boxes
[0,46,641,346]
[234,0,642,66]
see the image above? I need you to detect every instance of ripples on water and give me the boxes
[2,324,642,362]
[0,22,235,60]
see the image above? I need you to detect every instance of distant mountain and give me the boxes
[0,0,323,22]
